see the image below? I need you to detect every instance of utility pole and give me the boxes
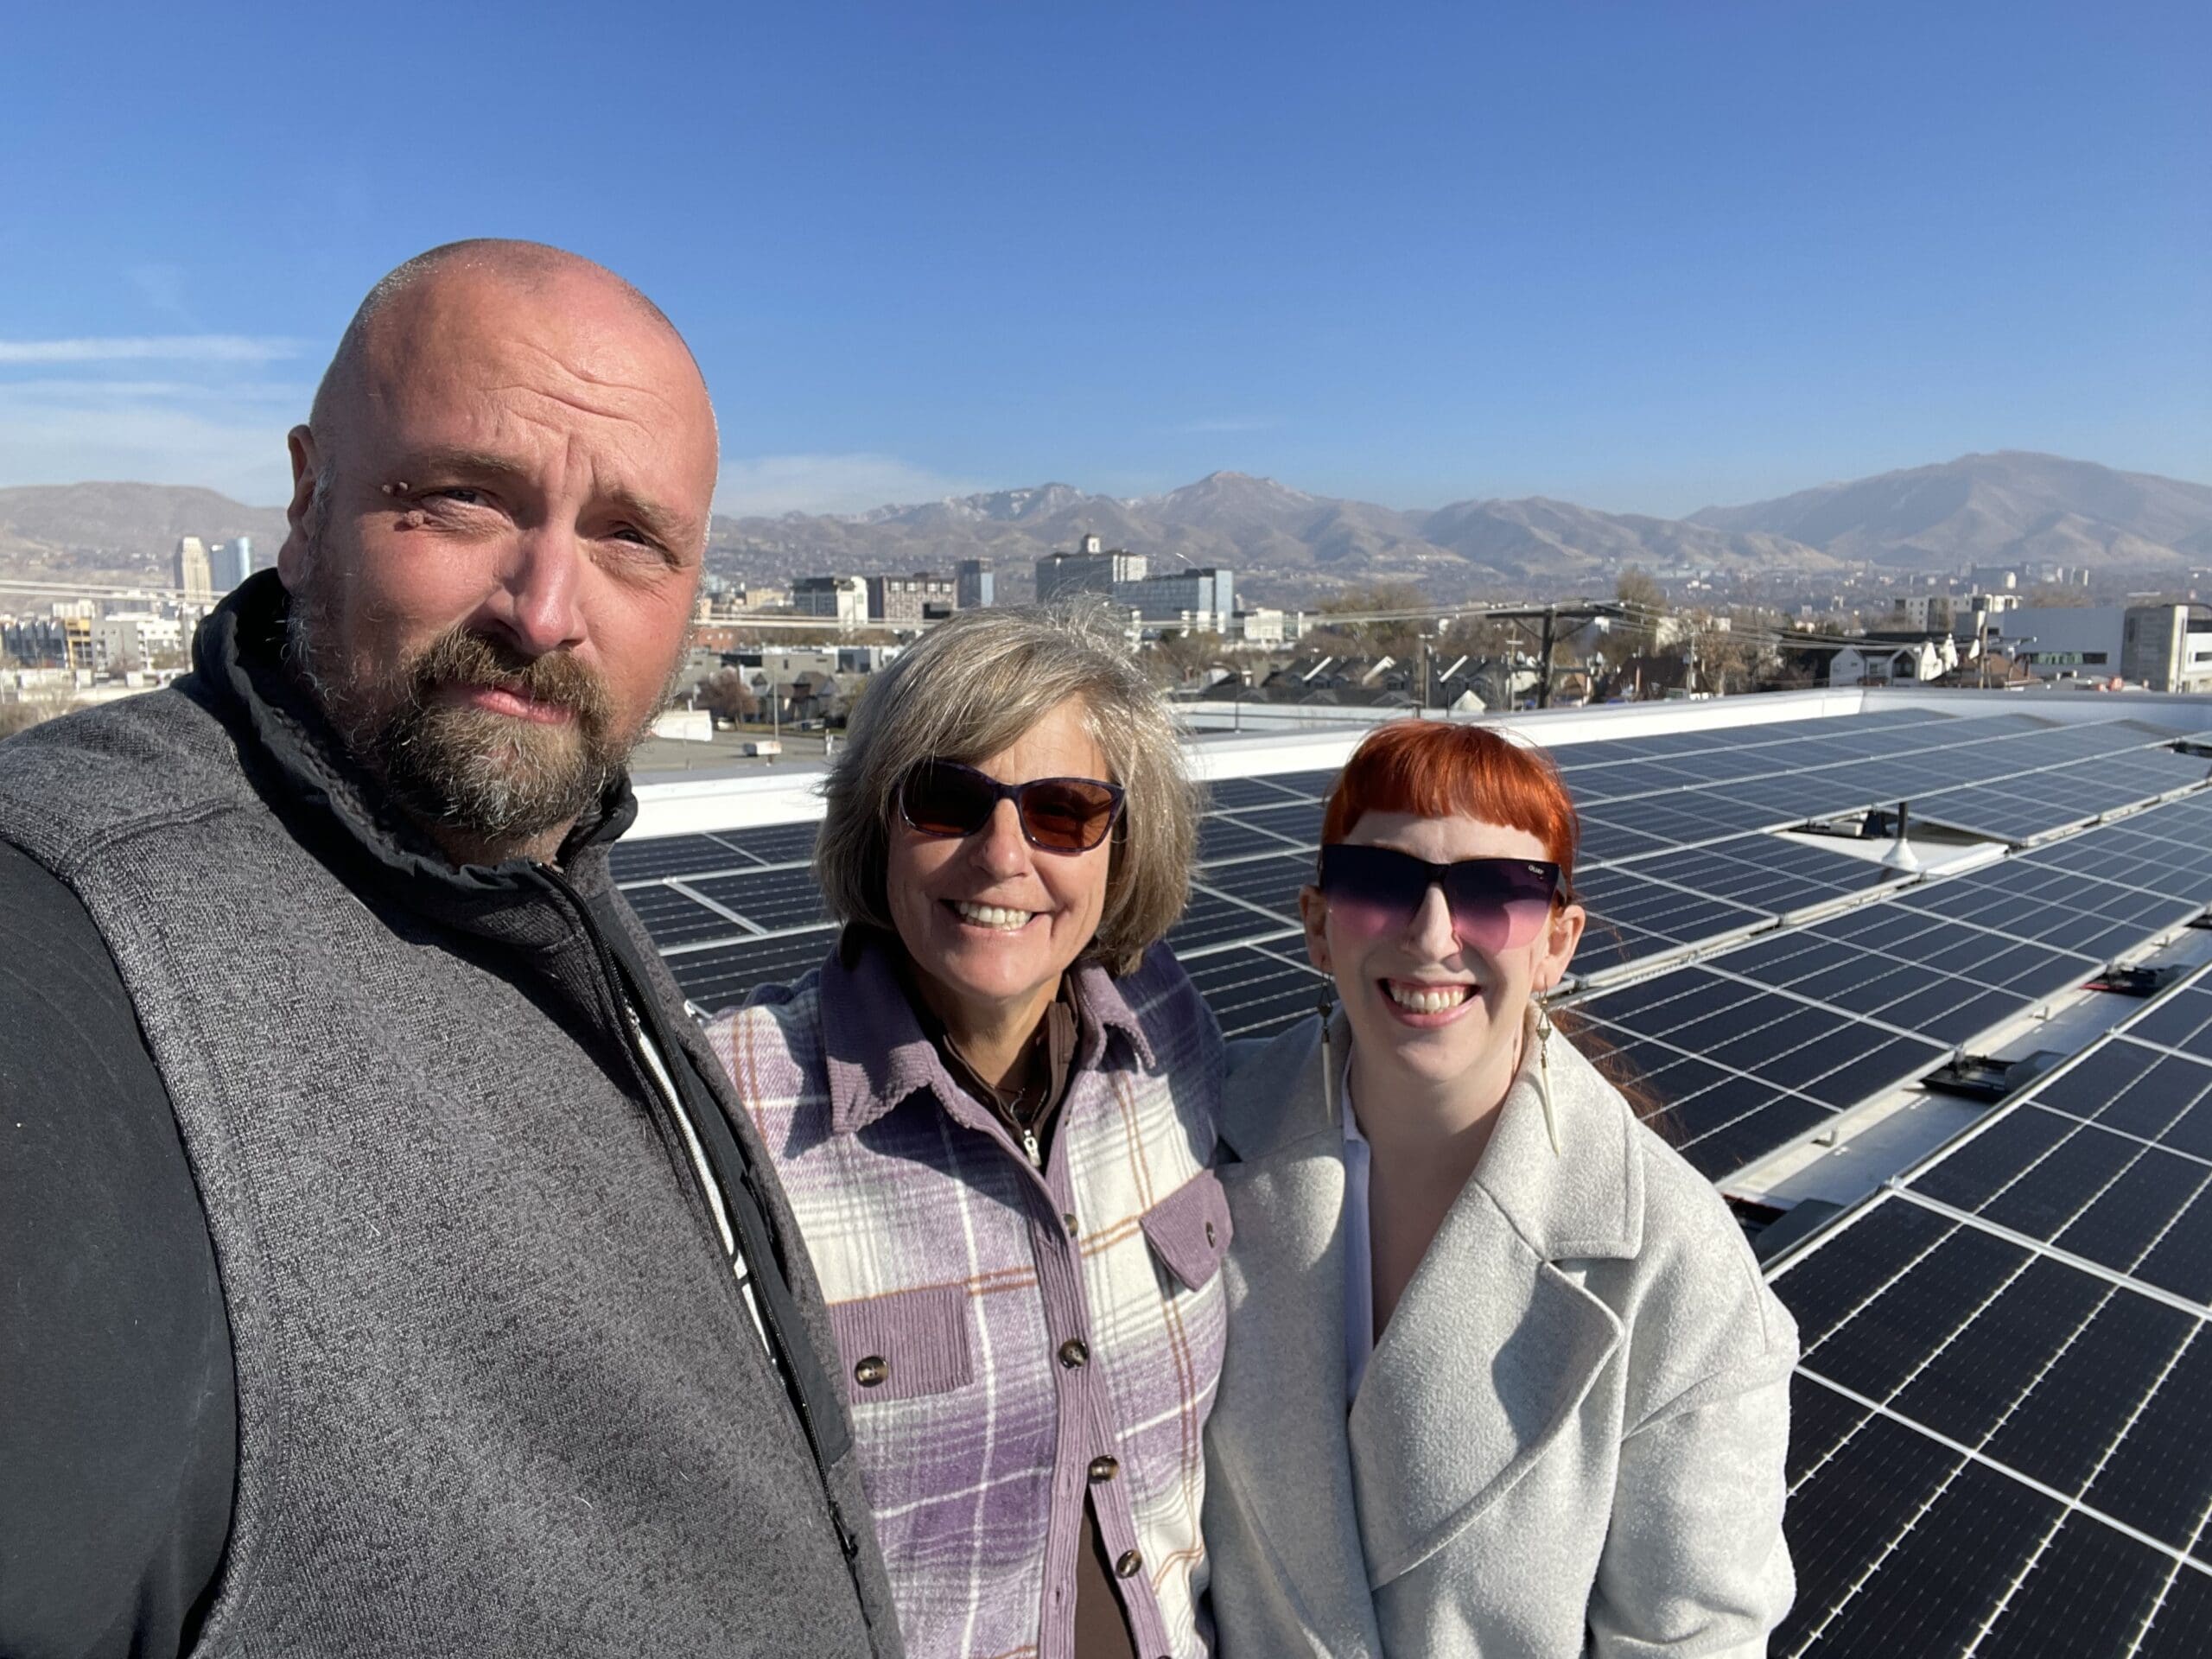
[1536,606,1558,709]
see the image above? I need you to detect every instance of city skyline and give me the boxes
[2,2,2205,520]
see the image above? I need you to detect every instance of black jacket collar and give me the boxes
[185,572,638,938]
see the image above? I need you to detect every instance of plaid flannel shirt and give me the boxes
[710,933,1229,1659]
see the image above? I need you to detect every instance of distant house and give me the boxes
[1828,635,1956,687]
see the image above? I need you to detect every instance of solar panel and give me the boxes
[1180,944,1329,1039]
[1570,865,1769,976]
[1770,1194,2212,1657]
[686,866,832,933]
[1611,833,1900,917]
[1189,851,1308,925]
[627,881,753,948]
[664,928,837,1015]
[1567,966,1951,1177]
[610,830,761,885]
[1167,888,1301,955]
[1892,860,2202,964]
[1197,814,1307,864]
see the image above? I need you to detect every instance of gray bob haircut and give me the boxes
[815,599,1200,974]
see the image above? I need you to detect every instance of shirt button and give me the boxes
[853,1355,890,1389]
[1116,1548,1144,1579]
[1088,1454,1120,1483]
[1058,1338,1090,1369]
[1064,1211,1080,1236]
[1205,1219,1218,1247]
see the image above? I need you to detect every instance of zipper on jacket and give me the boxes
[530,864,868,1577]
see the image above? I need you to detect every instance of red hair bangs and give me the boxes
[1319,721,1580,891]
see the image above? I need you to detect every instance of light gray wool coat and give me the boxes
[1203,1011,1796,1658]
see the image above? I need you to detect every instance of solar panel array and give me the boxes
[612,699,2212,1656]
[614,712,2212,1052]
[1564,789,2212,1181]
[1768,963,2212,1656]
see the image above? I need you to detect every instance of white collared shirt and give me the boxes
[1340,1058,1376,1404]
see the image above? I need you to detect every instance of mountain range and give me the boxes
[710,452,2212,601]
[3,452,2208,607]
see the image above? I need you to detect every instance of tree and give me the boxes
[1315,582,1431,660]
[1143,629,1220,687]
[695,668,757,724]
[0,699,64,740]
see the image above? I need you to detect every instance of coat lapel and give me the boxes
[1212,1017,1387,1656]
[1346,1027,1642,1588]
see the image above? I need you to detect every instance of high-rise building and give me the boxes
[211,536,255,592]
[956,558,995,608]
[175,537,214,607]
[1116,568,1234,631]
[1036,534,1147,602]
[867,572,957,625]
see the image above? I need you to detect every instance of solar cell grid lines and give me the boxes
[1180,944,1330,1039]
[1567,965,1950,1176]
[1569,866,1768,976]
[1769,1196,2212,1657]
[1616,834,1899,917]
[1893,861,2203,964]
[664,929,839,1016]
[2131,985,2212,1065]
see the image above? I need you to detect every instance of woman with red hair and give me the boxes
[1203,721,1796,1658]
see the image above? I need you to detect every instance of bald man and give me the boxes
[0,243,904,1659]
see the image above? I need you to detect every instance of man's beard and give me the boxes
[285,574,659,851]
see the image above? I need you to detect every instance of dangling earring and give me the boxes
[1535,1004,1561,1156]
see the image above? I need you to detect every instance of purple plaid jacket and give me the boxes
[709,934,1229,1659]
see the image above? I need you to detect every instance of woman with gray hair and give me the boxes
[708,601,1229,1659]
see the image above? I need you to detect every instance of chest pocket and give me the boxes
[824,1283,974,1404]
[1140,1168,1234,1292]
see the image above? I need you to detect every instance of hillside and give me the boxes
[1690,451,2212,573]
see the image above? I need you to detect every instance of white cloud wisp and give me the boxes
[0,334,305,365]
[715,452,987,518]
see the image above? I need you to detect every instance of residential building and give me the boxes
[791,575,868,626]
[92,611,185,671]
[1827,637,1955,687]
[175,536,214,607]
[2121,604,2212,693]
[956,558,995,608]
[1887,594,1955,632]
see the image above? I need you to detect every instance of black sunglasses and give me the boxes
[899,760,1126,854]
[1317,843,1562,955]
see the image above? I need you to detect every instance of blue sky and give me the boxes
[2,1,2204,518]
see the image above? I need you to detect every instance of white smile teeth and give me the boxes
[1387,982,1471,1014]
[953,900,1034,931]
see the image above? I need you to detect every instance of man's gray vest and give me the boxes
[0,577,900,1656]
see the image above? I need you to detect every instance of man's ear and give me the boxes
[276,425,322,593]
[1299,883,1331,975]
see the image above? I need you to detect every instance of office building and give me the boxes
[175,537,214,607]
[1036,534,1147,601]
[209,536,255,592]
[956,558,995,608]
[791,575,868,626]
[1117,568,1234,632]
[867,572,957,626]
[2121,603,2212,693]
